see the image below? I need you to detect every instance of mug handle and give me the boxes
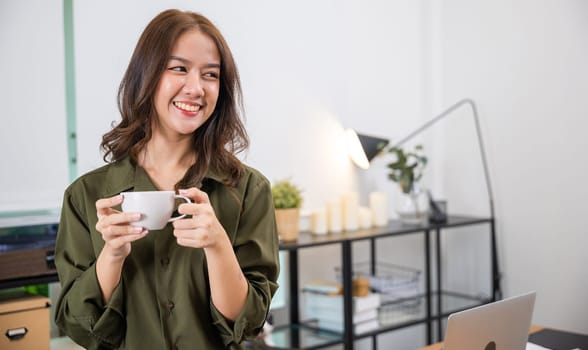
[168,195,192,222]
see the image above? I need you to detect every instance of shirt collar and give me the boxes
[102,156,227,197]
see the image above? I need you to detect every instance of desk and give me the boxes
[420,325,543,350]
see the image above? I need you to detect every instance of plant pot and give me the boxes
[394,186,429,225]
[275,208,300,241]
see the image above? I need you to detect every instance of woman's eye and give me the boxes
[204,72,219,79]
[169,66,187,72]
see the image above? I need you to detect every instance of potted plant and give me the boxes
[386,144,429,224]
[271,179,303,241]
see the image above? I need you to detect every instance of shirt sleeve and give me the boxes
[209,170,280,346]
[54,186,126,350]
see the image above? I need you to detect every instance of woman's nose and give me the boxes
[183,73,204,96]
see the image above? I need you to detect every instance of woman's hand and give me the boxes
[173,188,227,249]
[95,194,146,303]
[174,188,248,320]
[95,194,147,260]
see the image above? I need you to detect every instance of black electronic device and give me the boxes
[427,190,448,224]
[0,221,59,289]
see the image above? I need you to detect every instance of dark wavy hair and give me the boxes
[101,9,248,188]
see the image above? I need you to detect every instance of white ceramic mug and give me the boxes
[120,191,191,230]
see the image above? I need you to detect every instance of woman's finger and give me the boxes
[178,188,209,204]
[107,230,148,248]
[100,212,142,228]
[175,236,206,248]
[101,224,146,239]
[177,202,214,218]
[177,202,196,216]
[172,215,198,230]
[96,195,123,214]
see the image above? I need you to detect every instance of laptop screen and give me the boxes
[443,292,536,350]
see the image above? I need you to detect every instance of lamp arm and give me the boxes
[392,98,495,219]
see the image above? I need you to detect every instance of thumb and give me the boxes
[179,188,209,204]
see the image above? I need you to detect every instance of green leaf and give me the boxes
[271,179,303,209]
[385,143,427,193]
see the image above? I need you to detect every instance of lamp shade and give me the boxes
[345,129,389,169]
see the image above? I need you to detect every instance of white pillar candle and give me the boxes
[327,200,342,233]
[358,206,373,229]
[370,191,388,227]
[342,192,359,231]
[310,208,328,235]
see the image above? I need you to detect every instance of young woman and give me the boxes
[55,9,279,349]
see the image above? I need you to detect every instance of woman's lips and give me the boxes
[173,101,201,113]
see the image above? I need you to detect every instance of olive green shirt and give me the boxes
[54,157,279,349]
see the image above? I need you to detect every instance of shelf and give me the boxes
[378,291,491,330]
[256,291,491,349]
[268,215,498,349]
[278,215,492,251]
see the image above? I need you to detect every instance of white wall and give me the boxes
[73,0,425,211]
[0,0,69,212]
[434,0,588,333]
[3,0,587,347]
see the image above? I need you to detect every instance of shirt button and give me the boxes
[160,257,170,266]
[168,301,175,311]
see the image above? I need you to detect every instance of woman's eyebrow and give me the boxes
[169,56,191,64]
[168,56,220,69]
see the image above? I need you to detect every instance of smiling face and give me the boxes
[153,29,221,138]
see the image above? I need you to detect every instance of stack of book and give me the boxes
[303,281,381,334]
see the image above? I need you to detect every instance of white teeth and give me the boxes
[174,102,200,112]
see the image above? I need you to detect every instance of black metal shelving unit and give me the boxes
[266,215,500,350]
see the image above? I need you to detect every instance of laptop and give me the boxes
[443,291,536,350]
